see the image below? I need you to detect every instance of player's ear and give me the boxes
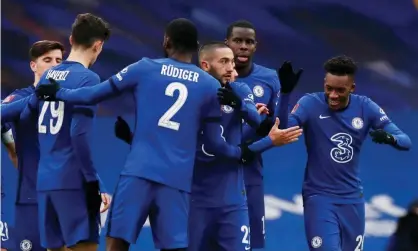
[30,61,37,73]
[163,35,169,49]
[253,40,257,53]
[92,40,103,53]
[350,83,356,93]
[69,35,74,46]
[224,38,229,46]
[200,60,210,71]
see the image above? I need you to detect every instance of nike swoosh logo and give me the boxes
[319,115,330,119]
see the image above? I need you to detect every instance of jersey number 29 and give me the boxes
[38,101,65,134]
[158,82,188,131]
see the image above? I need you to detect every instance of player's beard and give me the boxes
[208,68,224,86]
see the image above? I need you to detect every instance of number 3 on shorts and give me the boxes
[241,225,251,250]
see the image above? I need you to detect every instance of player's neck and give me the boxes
[335,97,351,111]
[169,52,193,64]
[342,97,350,109]
[33,76,40,87]
[236,63,253,78]
[66,50,91,68]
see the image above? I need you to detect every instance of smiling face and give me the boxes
[324,73,355,110]
[225,27,257,69]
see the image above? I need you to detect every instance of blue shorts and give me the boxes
[106,176,189,249]
[14,204,46,251]
[188,203,250,251]
[38,189,99,249]
[303,196,365,251]
[0,217,12,250]
[246,185,265,248]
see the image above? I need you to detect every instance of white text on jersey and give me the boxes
[45,70,70,81]
[161,64,199,83]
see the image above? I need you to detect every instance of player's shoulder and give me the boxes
[253,63,278,80]
[2,86,34,104]
[142,57,203,73]
[136,57,155,67]
[83,68,100,82]
[350,93,378,107]
[52,61,84,72]
[299,92,324,104]
[201,73,221,90]
[351,94,385,116]
[231,81,248,88]
[64,66,100,88]
[146,57,193,67]
[253,63,276,77]
[230,81,251,93]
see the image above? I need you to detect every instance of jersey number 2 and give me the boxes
[38,101,65,134]
[355,235,364,251]
[158,82,188,131]
[0,221,9,241]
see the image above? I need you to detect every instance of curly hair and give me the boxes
[324,55,357,76]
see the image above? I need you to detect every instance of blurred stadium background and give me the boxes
[1,0,418,250]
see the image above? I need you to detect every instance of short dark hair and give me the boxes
[226,20,255,38]
[71,13,111,48]
[29,40,65,61]
[324,55,358,76]
[165,18,199,53]
[198,41,229,57]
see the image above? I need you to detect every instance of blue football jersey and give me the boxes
[289,92,396,203]
[36,61,100,191]
[0,175,4,201]
[2,87,39,203]
[108,58,224,192]
[192,82,257,207]
[1,94,37,123]
[1,123,9,203]
[237,63,281,185]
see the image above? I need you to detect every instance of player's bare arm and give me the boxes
[267,117,302,146]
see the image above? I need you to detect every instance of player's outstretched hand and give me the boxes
[268,118,303,146]
[114,116,132,145]
[369,129,396,145]
[217,82,241,109]
[35,78,60,101]
[100,193,112,213]
[277,61,303,94]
